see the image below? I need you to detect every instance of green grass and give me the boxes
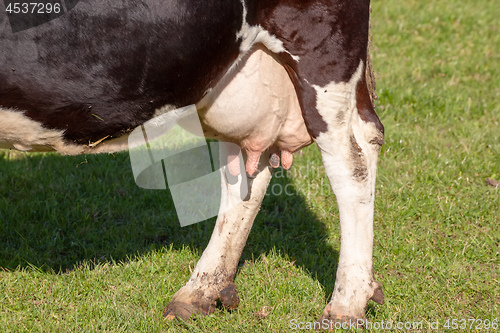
[1,0,499,331]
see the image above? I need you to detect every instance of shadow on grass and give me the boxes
[0,149,338,299]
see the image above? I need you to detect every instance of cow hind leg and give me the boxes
[312,63,385,324]
[163,149,272,321]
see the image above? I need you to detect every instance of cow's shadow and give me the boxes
[0,147,339,300]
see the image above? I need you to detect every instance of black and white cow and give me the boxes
[0,0,385,325]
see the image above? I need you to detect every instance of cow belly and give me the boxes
[0,47,312,162]
[196,46,312,173]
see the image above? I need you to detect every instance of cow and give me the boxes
[0,0,385,326]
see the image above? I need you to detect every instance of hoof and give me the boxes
[315,304,363,331]
[370,283,385,305]
[315,316,362,331]
[163,299,214,322]
[316,283,384,331]
[163,282,240,322]
[219,283,240,310]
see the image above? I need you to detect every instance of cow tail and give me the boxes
[365,5,378,107]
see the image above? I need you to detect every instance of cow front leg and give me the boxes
[163,150,272,321]
[312,64,385,325]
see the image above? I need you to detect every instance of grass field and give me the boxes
[1,0,499,332]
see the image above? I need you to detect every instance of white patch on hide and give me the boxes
[0,108,131,155]
[153,104,178,118]
[0,108,79,153]
[236,0,299,61]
